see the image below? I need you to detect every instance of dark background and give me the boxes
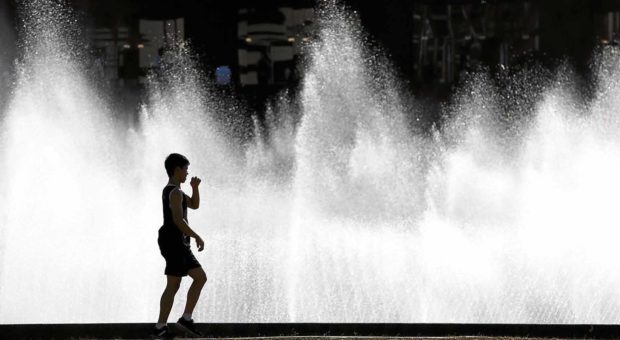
[2,0,620,125]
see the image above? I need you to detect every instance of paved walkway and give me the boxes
[0,323,614,339]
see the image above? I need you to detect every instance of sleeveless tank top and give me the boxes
[161,183,190,246]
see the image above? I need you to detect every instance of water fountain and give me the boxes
[2,0,620,324]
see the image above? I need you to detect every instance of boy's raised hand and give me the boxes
[190,176,201,188]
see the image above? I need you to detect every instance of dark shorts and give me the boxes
[158,227,201,277]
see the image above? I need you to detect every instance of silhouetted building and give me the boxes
[237,4,314,87]
[7,0,620,102]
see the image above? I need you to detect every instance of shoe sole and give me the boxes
[176,322,202,337]
[151,331,175,339]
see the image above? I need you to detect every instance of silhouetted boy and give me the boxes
[153,153,207,338]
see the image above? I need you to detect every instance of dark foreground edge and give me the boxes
[0,323,619,339]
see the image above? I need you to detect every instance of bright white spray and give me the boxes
[2,0,620,324]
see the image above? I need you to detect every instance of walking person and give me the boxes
[153,153,207,338]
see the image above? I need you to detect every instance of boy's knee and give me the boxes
[193,271,207,285]
[195,273,207,285]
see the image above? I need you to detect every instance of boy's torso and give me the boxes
[161,184,190,246]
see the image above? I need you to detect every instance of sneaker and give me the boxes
[151,325,173,338]
[176,316,203,337]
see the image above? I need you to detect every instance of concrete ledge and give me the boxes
[0,323,619,339]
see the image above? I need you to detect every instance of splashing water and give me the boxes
[2,0,620,324]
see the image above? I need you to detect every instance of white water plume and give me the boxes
[3,0,620,324]
[0,0,134,322]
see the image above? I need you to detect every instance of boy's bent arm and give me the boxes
[185,190,199,210]
[189,177,200,209]
[170,189,201,239]
[190,185,199,209]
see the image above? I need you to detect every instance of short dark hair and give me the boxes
[164,153,190,177]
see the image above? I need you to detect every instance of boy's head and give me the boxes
[164,153,190,181]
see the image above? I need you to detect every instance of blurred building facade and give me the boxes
[353,0,620,101]
[411,2,540,85]
[3,0,620,102]
[237,5,314,87]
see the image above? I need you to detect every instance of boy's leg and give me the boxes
[158,275,182,324]
[183,267,207,316]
